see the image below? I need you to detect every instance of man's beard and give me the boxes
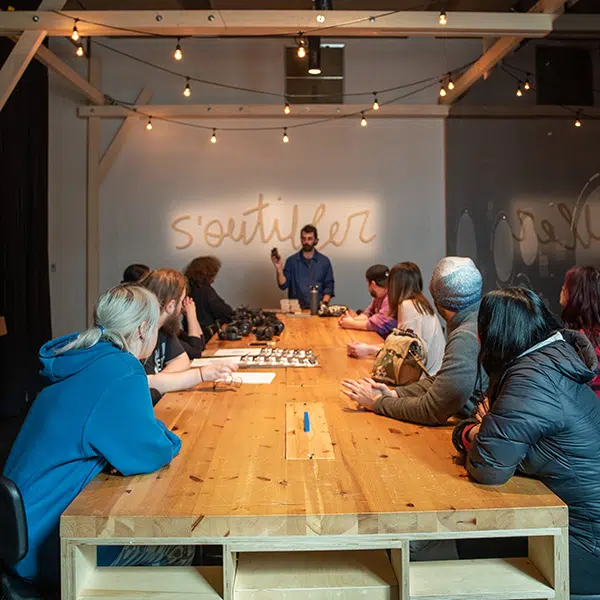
[302,243,316,253]
[162,312,181,336]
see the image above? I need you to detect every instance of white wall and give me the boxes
[49,37,480,335]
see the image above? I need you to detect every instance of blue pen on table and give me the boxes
[303,411,310,433]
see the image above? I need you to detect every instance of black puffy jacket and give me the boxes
[467,330,600,555]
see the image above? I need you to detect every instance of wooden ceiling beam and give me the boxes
[32,42,106,104]
[0,10,556,38]
[0,0,66,111]
[439,0,568,104]
[78,103,450,118]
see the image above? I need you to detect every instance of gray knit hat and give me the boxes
[429,257,482,311]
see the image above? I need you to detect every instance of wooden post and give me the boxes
[86,43,101,324]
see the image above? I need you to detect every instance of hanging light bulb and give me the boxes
[75,42,84,57]
[183,78,191,97]
[360,112,367,127]
[297,37,307,59]
[439,84,447,97]
[71,19,80,42]
[575,115,582,128]
[282,128,290,143]
[524,78,531,91]
[516,86,523,97]
[174,38,183,61]
[439,10,447,25]
[210,129,217,143]
[447,75,455,91]
[284,102,291,115]
[372,94,380,111]
[146,118,153,131]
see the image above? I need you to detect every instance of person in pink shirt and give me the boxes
[338,264,396,338]
[346,262,445,376]
[561,265,600,398]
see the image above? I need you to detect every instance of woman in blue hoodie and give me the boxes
[2,285,182,591]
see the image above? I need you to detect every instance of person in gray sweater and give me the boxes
[342,257,486,425]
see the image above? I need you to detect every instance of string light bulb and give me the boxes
[316,14,325,22]
[71,20,80,42]
[183,78,191,97]
[297,37,307,59]
[210,129,217,143]
[439,85,447,97]
[282,128,290,143]
[575,114,582,128]
[75,42,84,57]
[439,10,447,25]
[146,118,153,131]
[174,39,183,61]
[284,102,291,115]
[524,78,531,91]
[360,112,367,127]
[372,94,380,110]
[516,86,523,97]
[447,76,455,91]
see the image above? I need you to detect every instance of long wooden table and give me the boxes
[61,315,569,600]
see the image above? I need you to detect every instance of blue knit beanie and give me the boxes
[429,257,482,311]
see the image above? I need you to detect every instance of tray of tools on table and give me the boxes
[239,348,319,368]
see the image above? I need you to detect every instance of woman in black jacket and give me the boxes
[184,256,233,339]
[454,287,600,595]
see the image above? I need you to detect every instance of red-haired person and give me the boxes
[561,265,600,398]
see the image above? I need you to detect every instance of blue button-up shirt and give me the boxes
[279,249,335,308]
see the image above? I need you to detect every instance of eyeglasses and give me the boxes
[213,377,243,391]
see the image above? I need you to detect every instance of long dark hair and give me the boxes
[387,262,434,319]
[561,265,600,347]
[478,287,562,398]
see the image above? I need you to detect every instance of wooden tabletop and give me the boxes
[61,315,566,542]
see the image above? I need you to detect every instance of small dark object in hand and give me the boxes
[271,247,280,261]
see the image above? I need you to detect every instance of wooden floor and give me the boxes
[61,315,569,600]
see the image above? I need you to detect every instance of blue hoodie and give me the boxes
[2,334,182,587]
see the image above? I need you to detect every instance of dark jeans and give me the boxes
[571,540,600,595]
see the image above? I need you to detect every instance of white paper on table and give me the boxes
[214,348,262,357]
[234,372,276,385]
[191,356,242,367]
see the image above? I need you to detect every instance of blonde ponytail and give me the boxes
[56,285,160,357]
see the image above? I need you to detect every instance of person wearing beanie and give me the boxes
[339,264,396,338]
[342,256,487,426]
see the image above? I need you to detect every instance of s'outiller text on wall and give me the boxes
[171,194,377,250]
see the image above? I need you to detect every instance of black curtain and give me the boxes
[0,34,51,421]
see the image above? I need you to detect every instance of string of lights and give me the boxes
[108,77,441,144]
[93,39,473,104]
[56,4,589,134]
[501,62,589,127]
[54,1,446,47]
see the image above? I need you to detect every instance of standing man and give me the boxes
[271,225,335,309]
